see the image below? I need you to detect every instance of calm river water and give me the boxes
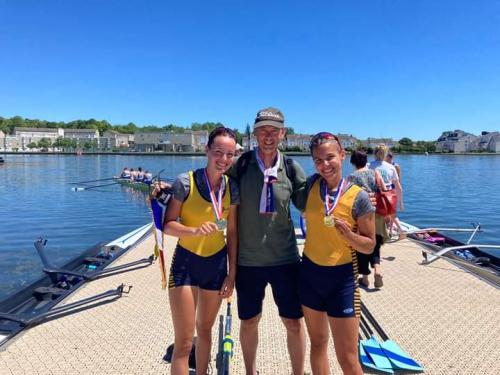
[1,153,499,300]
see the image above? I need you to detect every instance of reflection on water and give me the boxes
[0,154,499,300]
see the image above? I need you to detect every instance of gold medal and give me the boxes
[216,218,227,231]
[323,215,334,227]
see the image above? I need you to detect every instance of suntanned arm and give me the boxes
[333,212,375,253]
[163,197,218,237]
[394,178,404,211]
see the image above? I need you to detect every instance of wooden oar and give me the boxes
[71,182,120,191]
[69,177,115,184]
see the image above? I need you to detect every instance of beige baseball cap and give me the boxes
[253,107,285,129]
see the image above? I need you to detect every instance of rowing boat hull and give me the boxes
[401,221,500,287]
[113,178,151,192]
[0,225,151,349]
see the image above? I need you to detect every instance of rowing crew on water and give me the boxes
[120,167,153,184]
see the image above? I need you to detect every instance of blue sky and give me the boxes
[1,0,499,140]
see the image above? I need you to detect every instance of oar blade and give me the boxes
[380,339,424,372]
[362,336,393,370]
[150,197,168,289]
[359,341,394,373]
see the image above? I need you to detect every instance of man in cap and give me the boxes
[228,107,307,375]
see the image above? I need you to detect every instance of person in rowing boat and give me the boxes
[301,133,375,375]
[226,107,307,375]
[164,127,239,375]
[136,167,145,182]
[129,168,138,181]
[348,149,386,289]
[143,170,153,185]
[120,167,131,179]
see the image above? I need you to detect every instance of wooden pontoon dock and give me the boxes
[1,233,499,374]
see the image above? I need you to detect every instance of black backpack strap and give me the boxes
[306,173,321,195]
[283,155,296,184]
[235,151,253,182]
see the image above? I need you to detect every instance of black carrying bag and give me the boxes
[163,342,197,370]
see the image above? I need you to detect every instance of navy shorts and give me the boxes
[299,255,360,318]
[169,245,227,290]
[236,262,303,320]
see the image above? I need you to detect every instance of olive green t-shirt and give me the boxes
[227,151,307,267]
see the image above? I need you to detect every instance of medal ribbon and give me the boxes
[255,149,280,214]
[324,178,346,217]
[203,169,223,221]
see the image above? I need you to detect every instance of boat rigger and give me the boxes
[0,224,153,350]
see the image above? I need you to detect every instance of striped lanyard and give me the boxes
[203,169,224,221]
[324,178,346,217]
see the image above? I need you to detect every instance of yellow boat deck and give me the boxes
[1,234,499,374]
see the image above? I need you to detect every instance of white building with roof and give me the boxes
[285,134,311,151]
[337,134,358,150]
[101,130,130,150]
[242,134,258,151]
[14,127,64,150]
[362,137,396,149]
[436,130,477,153]
[3,135,20,151]
[134,132,167,152]
[487,134,500,153]
[475,131,500,152]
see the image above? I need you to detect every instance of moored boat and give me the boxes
[0,224,153,349]
[400,221,500,287]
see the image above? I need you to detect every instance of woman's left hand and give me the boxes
[334,217,353,238]
[219,275,235,298]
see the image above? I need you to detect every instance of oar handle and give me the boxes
[360,302,389,341]
[359,314,372,339]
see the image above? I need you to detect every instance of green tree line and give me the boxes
[2,115,437,152]
[0,115,242,140]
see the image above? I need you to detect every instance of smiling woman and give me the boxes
[300,132,375,375]
[162,127,240,375]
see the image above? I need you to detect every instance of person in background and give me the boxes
[385,152,401,180]
[385,151,404,236]
[143,170,153,185]
[120,167,131,179]
[368,144,403,286]
[164,127,239,375]
[349,149,385,289]
[301,133,375,374]
[227,107,307,375]
[136,167,145,182]
[130,168,138,181]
